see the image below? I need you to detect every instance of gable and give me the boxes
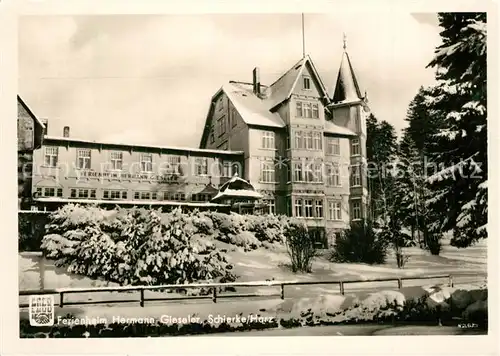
[266,56,330,110]
[290,61,323,98]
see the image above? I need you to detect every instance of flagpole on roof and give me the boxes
[302,13,306,58]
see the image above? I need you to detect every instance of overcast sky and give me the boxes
[19,13,442,147]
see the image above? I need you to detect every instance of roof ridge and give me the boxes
[268,56,307,88]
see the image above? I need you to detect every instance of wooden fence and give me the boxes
[19,274,453,308]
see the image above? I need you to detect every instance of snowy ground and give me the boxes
[19,238,487,305]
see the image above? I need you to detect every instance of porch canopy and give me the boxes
[211,173,263,204]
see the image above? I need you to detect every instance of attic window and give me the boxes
[303,77,311,90]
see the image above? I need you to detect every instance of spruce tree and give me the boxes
[397,87,443,253]
[366,114,398,223]
[425,13,487,247]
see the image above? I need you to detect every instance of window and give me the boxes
[315,200,323,218]
[293,163,303,182]
[77,149,91,169]
[328,201,342,220]
[303,77,311,90]
[313,132,322,150]
[218,116,226,136]
[295,199,303,217]
[166,155,181,174]
[294,131,303,149]
[140,153,153,172]
[68,188,95,199]
[296,102,303,118]
[232,108,237,127]
[231,163,240,176]
[261,161,275,182]
[265,199,275,215]
[261,131,275,149]
[304,131,313,149]
[221,161,232,177]
[304,199,314,218]
[351,138,361,156]
[327,163,341,186]
[312,103,319,119]
[78,189,89,198]
[110,151,123,170]
[352,200,362,220]
[327,138,340,155]
[351,165,361,187]
[103,190,126,200]
[44,147,58,167]
[304,103,312,118]
[195,157,208,175]
[134,191,155,200]
[209,129,215,144]
[166,192,186,201]
[312,163,322,183]
[38,187,59,197]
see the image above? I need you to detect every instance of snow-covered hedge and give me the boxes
[41,205,236,286]
[275,286,488,328]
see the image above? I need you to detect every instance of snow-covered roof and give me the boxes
[332,51,363,103]
[222,83,286,128]
[211,173,263,202]
[265,55,331,110]
[43,135,244,156]
[194,183,219,195]
[211,188,263,202]
[324,121,357,136]
[17,95,46,129]
[34,197,230,207]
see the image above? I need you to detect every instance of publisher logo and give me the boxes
[29,295,54,327]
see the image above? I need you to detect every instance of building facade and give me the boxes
[18,95,45,210]
[30,134,244,212]
[22,45,368,246]
[199,48,369,244]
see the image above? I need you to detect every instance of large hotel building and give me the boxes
[18,46,369,245]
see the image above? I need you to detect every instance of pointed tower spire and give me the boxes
[332,34,363,103]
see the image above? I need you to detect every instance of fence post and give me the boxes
[448,275,453,288]
[59,292,64,308]
[140,289,145,307]
[339,282,344,295]
[280,284,285,300]
[397,278,403,289]
[212,288,217,303]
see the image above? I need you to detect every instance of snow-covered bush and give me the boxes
[41,206,236,286]
[284,219,318,273]
[331,220,387,264]
[230,231,262,251]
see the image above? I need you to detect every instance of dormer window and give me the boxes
[303,77,311,90]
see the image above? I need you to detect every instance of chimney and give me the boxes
[41,118,48,136]
[252,67,261,96]
[63,126,70,138]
